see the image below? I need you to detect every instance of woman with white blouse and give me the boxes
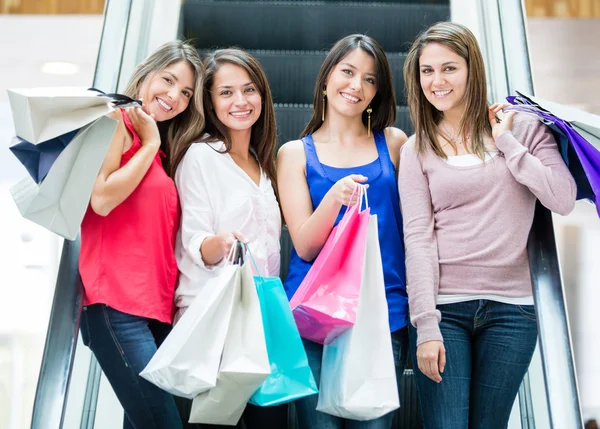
[170,48,285,429]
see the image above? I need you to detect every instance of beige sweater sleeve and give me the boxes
[494,113,577,215]
[398,137,442,346]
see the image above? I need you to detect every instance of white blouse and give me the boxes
[174,140,281,313]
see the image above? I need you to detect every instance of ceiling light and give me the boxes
[41,61,80,75]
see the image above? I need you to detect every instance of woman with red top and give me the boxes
[78,40,205,429]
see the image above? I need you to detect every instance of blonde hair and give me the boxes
[123,40,205,176]
[404,22,492,159]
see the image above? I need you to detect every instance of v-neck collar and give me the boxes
[215,141,263,189]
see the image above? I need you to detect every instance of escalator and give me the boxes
[28,1,583,428]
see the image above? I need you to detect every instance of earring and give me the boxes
[366,105,373,137]
[322,89,327,122]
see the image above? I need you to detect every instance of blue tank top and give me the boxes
[284,131,408,332]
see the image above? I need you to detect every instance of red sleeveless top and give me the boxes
[80,110,180,324]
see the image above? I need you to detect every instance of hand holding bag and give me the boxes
[190,244,271,425]
[140,245,243,399]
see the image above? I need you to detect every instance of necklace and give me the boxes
[440,122,470,147]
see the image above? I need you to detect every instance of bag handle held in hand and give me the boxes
[224,240,245,266]
[241,243,263,278]
[88,87,142,107]
[343,184,369,215]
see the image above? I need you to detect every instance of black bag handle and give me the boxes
[88,87,142,107]
[233,241,245,265]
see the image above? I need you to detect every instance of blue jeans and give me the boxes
[80,304,183,429]
[409,300,538,429]
[295,327,408,429]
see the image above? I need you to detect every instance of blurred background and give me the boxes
[0,0,599,428]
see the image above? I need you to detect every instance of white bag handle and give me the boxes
[343,184,369,215]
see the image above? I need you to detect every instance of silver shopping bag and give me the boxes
[10,116,118,240]
[317,215,400,420]
[190,260,271,426]
[7,87,117,144]
[140,264,242,399]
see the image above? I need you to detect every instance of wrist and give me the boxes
[323,189,343,212]
[141,138,161,149]
[200,235,225,266]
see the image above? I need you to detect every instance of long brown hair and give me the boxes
[123,40,205,176]
[404,22,492,159]
[174,48,278,193]
[301,34,397,138]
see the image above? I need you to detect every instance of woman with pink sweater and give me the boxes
[399,22,576,428]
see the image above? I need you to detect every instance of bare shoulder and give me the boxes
[383,127,408,167]
[384,127,409,152]
[277,139,306,167]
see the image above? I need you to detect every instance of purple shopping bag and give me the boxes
[507,92,600,216]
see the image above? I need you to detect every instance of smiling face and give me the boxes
[325,48,378,119]
[419,42,468,118]
[210,63,262,133]
[138,60,195,122]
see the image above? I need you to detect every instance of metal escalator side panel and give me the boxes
[29,1,134,428]
[30,239,83,429]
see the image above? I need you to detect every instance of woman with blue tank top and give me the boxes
[277,34,409,429]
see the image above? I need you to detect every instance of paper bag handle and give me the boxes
[88,87,142,107]
[343,184,369,215]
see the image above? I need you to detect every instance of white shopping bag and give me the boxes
[317,215,400,420]
[190,261,271,425]
[140,264,241,399]
[7,87,119,144]
[10,115,117,240]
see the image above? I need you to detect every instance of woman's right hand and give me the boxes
[416,340,446,383]
[124,104,161,147]
[328,174,369,206]
[216,231,249,261]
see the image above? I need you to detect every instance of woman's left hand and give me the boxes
[489,102,517,141]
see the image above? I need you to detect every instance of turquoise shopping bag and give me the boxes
[249,275,318,406]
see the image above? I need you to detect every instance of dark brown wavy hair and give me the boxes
[123,40,205,176]
[404,22,493,159]
[301,34,397,138]
[172,48,278,194]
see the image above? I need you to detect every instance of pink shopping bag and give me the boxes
[290,188,371,344]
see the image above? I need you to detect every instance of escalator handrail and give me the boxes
[29,1,133,428]
[479,1,584,428]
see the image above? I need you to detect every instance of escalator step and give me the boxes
[274,104,413,147]
[184,1,450,52]
[199,49,408,105]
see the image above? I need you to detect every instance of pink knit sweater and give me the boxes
[399,113,576,346]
